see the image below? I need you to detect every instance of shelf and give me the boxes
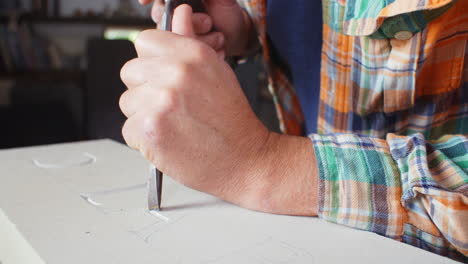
[0,70,85,82]
[0,14,154,27]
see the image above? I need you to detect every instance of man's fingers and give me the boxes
[122,110,165,166]
[134,30,182,58]
[119,89,134,118]
[151,0,165,24]
[120,58,150,88]
[135,29,216,61]
[122,114,142,151]
[197,32,224,51]
[122,112,156,155]
[121,56,181,88]
[172,4,195,37]
[192,13,212,34]
[119,84,155,118]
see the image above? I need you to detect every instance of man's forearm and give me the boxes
[237,133,319,216]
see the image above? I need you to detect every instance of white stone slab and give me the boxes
[0,140,459,264]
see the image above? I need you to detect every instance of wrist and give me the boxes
[240,133,319,216]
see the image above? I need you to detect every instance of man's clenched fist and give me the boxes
[119,5,270,207]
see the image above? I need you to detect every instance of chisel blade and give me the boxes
[148,166,163,211]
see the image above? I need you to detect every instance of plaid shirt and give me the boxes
[240,0,468,261]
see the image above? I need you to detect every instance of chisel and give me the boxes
[148,0,207,212]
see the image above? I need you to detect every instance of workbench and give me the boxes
[0,140,458,263]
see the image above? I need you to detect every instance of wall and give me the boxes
[25,0,152,62]
[3,1,152,137]
[60,0,151,17]
[19,0,151,17]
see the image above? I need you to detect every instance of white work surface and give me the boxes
[0,140,458,264]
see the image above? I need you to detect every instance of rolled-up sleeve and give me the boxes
[311,133,468,262]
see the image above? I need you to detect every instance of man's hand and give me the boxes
[138,0,251,56]
[121,5,318,216]
[121,5,270,208]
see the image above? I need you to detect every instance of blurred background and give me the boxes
[0,0,278,149]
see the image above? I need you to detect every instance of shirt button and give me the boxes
[394,31,413,40]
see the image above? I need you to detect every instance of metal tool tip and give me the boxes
[148,166,163,211]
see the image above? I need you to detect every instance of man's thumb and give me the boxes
[172,4,196,37]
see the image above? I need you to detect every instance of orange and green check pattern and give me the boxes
[240,0,468,261]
